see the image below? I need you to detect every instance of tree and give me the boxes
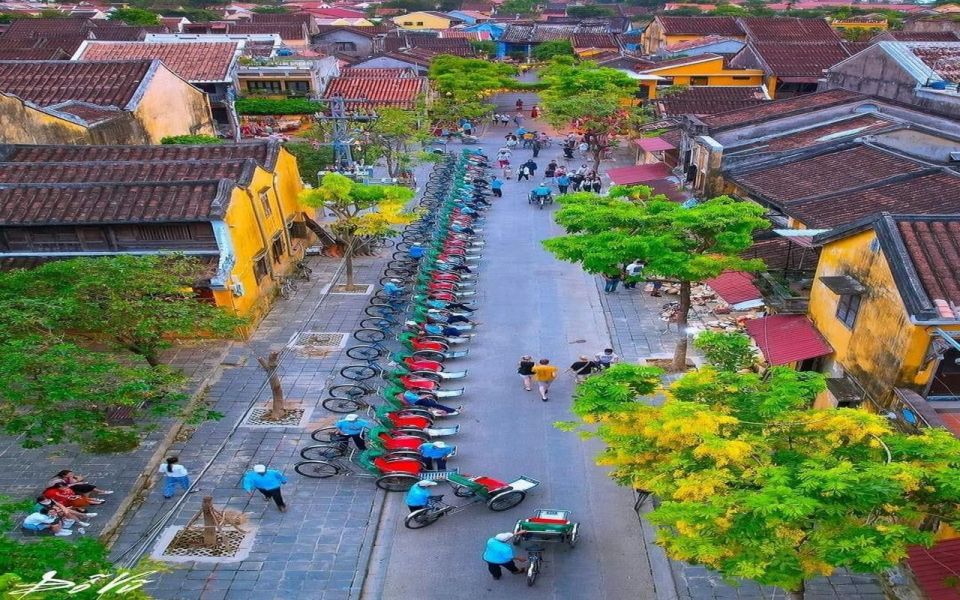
[498,0,538,15]
[253,5,289,12]
[539,57,645,172]
[299,174,416,288]
[428,56,517,125]
[364,107,430,178]
[108,7,161,25]
[469,39,497,59]
[693,330,757,372]
[711,3,748,15]
[566,351,960,599]
[567,4,614,17]
[0,255,245,367]
[532,39,574,62]
[161,134,223,145]
[544,189,768,371]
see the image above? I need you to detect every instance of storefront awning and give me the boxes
[607,163,673,185]
[633,137,675,152]
[704,271,763,309]
[744,314,833,366]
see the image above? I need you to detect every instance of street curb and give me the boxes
[99,343,232,546]
[351,487,389,599]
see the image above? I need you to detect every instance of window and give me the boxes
[271,234,284,263]
[657,77,674,86]
[732,76,752,81]
[253,253,269,283]
[836,294,861,329]
[402,21,413,25]
[288,220,309,239]
[259,189,272,217]
[136,224,191,240]
[333,41,357,52]
[247,80,283,94]
[286,80,311,94]
[690,76,708,86]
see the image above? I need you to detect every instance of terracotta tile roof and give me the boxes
[0,180,233,225]
[744,314,832,365]
[660,128,682,148]
[1,17,92,39]
[89,24,148,41]
[731,145,928,206]
[0,60,153,108]
[0,159,258,186]
[572,33,619,49]
[250,12,314,25]
[314,24,394,37]
[751,41,853,78]
[0,31,93,56]
[741,236,821,271]
[897,217,960,314]
[656,16,744,37]
[875,31,960,42]
[700,88,866,131]
[657,86,768,116]
[501,24,579,43]
[50,102,122,125]
[0,47,70,60]
[323,75,426,109]
[402,36,473,55]
[0,141,281,170]
[340,67,415,78]
[912,44,960,83]
[228,22,307,41]
[789,171,960,228]
[76,41,239,82]
[705,271,762,305]
[751,114,895,152]
[737,17,840,43]
[907,538,960,600]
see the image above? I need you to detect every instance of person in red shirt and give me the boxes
[42,482,103,508]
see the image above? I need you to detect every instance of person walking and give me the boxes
[522,159,538,178]
[517,355,535,391]
[532,358,558,401]
[491,176,504,198]
[497,148,512,169]
[531,138,541,158]
[516,98,524,112]
[569,355,599,383]
[336,413,372,450]
[596,348,620,369]
[624,260,644,289]
[500,113,510,127]
[419,441,454,470]
[517,163,531,181]
[242,464,288,512]
[159,457,190,499]
[556,172,570,194]
[544,160,557,178]
[483,532,526,580]
[603,272,621,293]
[514,112,524,127]
[530,104,540,119]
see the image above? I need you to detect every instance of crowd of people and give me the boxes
[21,470,114,536]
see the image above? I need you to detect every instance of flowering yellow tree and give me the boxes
[566,336,960,599]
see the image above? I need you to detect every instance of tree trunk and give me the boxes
[344,234,356,288]
[201,496,217,547]
[385,152,396,178]
[591,146,602,174]
[786,581,805,600]
[256,351,285,420]
[671,280,692,372]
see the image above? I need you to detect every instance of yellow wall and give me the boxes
[639,57,764,99]
[393,11,451,29]
[211,147,310,320]
[809,229,960,407]
[832,20,888,30]
[135,64,217,143]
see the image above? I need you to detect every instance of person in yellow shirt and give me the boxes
[531,358,558,402]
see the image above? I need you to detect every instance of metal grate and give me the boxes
[330,283,373,295]
[243,408,307,427]
[290,331,348,357]
[161,529,248,559]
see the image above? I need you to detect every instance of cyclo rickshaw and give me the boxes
[513,509,580,586]
[294,447,457,491]
[404,472,541,529]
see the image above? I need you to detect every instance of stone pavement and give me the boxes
[0,336,228,540]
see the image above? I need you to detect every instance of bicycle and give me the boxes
[277,276,297,299]
[525,546,545,586]
[294,261,312,281]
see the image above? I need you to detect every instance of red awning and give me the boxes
[607,163,673,185]
[704,271,762,305]
[744,314,832,366]
[907,539,960,600]
[633,136,675,152]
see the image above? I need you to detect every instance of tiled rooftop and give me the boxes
[226,22,307,41]
[896,217,960,312]
[0,180,233,225]
[0,159,257,186]
[748,114,895,152]
[751,41,853,77]
[323,75,426,109]
[0,141,280,170]
[910,43,960,83]
[656,16,744,37]
[875,31,960,42]
[340,67,416,78]
[0,60,153,109]
[76,41,240,82]
[657,86,768,116]
[738,16,840,43]
[572,33,619,49]
[700,88,866,130]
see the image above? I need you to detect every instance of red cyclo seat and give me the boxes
[412,339,445,351]
[528,517,568,524]
[474,476,508,490]
[400,376,438,391]
[374,457,420,474]
[405,357,442,371]
[377,434,422,450]
[389,413,431,429]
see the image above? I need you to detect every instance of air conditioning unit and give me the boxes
[230,275,245,298]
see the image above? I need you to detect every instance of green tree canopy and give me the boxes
[544,189,768,370]
[539,57,645,171]
[108,7,161,25]
[469,39,497,59]
[532,39,574,62]
[498,0,538,15]
[300,174,416,287]
[567,5,614,17]
[364,107,431,178]
[568,351,960,599]
[161,134,222,145]
[428,55,518,124]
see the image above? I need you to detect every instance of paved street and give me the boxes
[368,107,660,599]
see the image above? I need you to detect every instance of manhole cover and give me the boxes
[154,526,256,563]
[290,332,347,356]
[243,408,308,427]
[330,284,373,295]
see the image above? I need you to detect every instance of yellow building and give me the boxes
[0,141,313,323]
[640,15,746,55]
[0,59,215,145]
[392,11,464,30]
[808,213,960,410]
[633,54,764,99]
[831,15,889,36]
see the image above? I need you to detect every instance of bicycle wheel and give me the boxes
[340,364,379,381]
[300,444,346,461]
[328,384,370,399]
[360,318,396,331]
[294,461,340,478]
[526,558,539,587]
[311,426,343,443]
[353,329,387,344]
[487,490,526,512]
[322,396,364,413]
[376,473,419,491]
[365,305,398,318]
[404,507,443,529]
[346,345,385,360]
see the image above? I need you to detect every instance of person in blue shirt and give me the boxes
[418,441,454,470]
[402,389,460,415]
[409,244,425,260]
[533,182,552,200]
[556,173,570,194]
[490,177,503,198]
[483,532,525,579]
[405,479,439,513]
[242,464,288,511]
[336,414,372,450]
[383,279,404,298]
